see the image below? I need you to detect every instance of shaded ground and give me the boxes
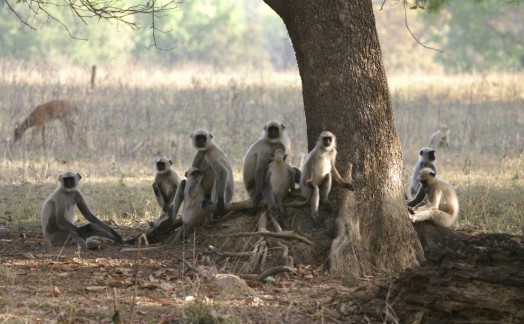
[1,221,523,323]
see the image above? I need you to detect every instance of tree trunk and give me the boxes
[264,0,424,278]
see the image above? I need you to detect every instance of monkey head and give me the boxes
[419,147,436,162]
[417,168,436,189]
[191,129,213,151]
[156,157,173,173]
[59,172,81,191]
[271,149,287,162]
[318,131,336,151]
[264,121,285,143]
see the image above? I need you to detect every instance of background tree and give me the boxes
[420,1,524,72]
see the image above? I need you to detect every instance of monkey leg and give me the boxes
[319,174,333,214]
[45,229,83,247]
[409,209,455,228]
[275,197,292,230]
[262,182,281,217]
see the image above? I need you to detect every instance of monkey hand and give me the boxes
[344,182,354,191]
[306,180,315,189]
[215,198,226,216]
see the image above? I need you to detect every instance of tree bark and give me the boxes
[264,0,424,277]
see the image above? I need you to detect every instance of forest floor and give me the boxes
[1,223,523,323]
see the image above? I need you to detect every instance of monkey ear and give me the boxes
[77,173,82,180]
[281,123,286,129]
[58,174,63,181]
[419,150,423,155]
[283,154,288,161]
[184,171,189,177]
[209,133,213,138]
[169,159,173,165]
[429,171,436,178]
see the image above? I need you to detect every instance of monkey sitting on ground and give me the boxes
[407,168,459,228]
[243,121,288,206]
[263,149,296,229]
[429,124,450,149]
[299,131,354,225]
[190,129,234,217]
[152,157,182,213]
[41,172,123,249]
[407,147,438,199]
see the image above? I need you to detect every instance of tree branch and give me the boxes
[403,0,443,53]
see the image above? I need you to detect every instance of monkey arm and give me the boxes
[417,191,442,212]
[254,153,272,204]
[407,187,427,208]
[74,192,123,243]
[152,183,166,208]
[168,179,186,221]
[330,164,354,190]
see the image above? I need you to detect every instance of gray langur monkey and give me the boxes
[429,124,450,149]
[408,147,438,199]
[170,167,209,243]
[152,157,182,213]
[41,172,123,248]
[263,149,296,228]
[299,131,354,225]
[190,129,234,216]
[243,120,287,206]
[407,168,459,227]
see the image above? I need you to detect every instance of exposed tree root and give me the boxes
[210,231,314,245]
[257,266,297,282]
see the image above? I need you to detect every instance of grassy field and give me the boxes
[0,60,523,235]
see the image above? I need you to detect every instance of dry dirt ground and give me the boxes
[1,222,524,323]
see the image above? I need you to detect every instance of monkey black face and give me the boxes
[322,136,333,147]
[62,176,77,189]
[156,161,167,171]
[267,126,281,140]
[420,149,436,161]
[194,134,208,149]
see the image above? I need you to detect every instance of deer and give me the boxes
[14,99,79,146]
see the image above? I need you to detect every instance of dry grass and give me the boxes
[1,60,522,235]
